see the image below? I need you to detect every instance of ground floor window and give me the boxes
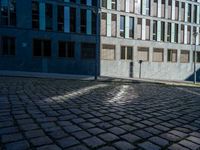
[193,51,200,63]
[101,44,115,60]
[180,50,190,63]
[58,41,75,58]
[153,48,164,62]
[137,47,149,61]
[0,36,15,56]
[167,49,177,62]
[120,46,133,60]
[33,39,51,57]
[81,43,96,59]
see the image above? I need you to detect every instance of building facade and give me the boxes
[0,0,200,81]
[0,0,99,75]
[100,0,200,81]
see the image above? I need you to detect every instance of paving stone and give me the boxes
[121,133,141,143]
[98,146,117,150]
[187,136,200,144]
[5,140,30,150]
[25,129,45,139]
[179,140,200,150]
[67,145,89,150]
[168,144,190,150]
[113,141,136,150]
[87,127,105,135]
[83,136,105,148]
[108,127,126,135]
[138,141,161,150]
[48,130,68,139]
[0,127,18,136]
[161,133,181,142]
[134,130,153,139]
[1,133,23,143]
[57,137,80,148]
[72,130,91,139]
[149,136,169,147]
[169,130,188,138]
[144,127,162,135]
[20,123,39,131]
[30,136,53,146]
[190,132,200,138]
[99,133,119,142]
[36,144,62,150]
[64,125,82,133]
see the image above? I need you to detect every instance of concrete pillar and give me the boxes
[185,3,188,22]
[125,16,130,38]
[126,0,130,12]
[76,8,80,33]
[149,47,153,62]
[164,47,168,63]
[107,0,111,9]
[142,0,146,15]
[178,23,181,44]
[157,21,161,42]
[197,5,200,24]
[184,25,187,44]
[39,2,45,30]
[107,13,111,37]
[87,0,92,6]
[142,18,146,40]
[134,17,138,40]
[64,6,70,32]
[164,22,168,42]
[177,49,180,63]
[117,14,121,37]
[178,1,182,21]
[191,4,194,23]
[196,27,199,45]
[86,10,92,34]
[165,0,168,19]
[171,23,175,43]
[157,0,161,17]
[171,0,175,20]
[150,19,153,41]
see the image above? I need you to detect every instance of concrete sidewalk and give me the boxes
[0,70,199,87]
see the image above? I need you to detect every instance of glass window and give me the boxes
[0,0,16,26]
[58,41,75,58]
[57,5,64,31]
[81,43,96,59]
[137,47,149,61]
[153,20,157,41]
[101,44,115,60]
[70,7,76,32]
[1,36,15,56]
[153,48,164,62]
[167,49,177,62]
[46,3,53,31]
[180,50,190,63]
[33,39,51,57]
[80,9,86,33]
[120,16,125,38]
[129,17,134,38]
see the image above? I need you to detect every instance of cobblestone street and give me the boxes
[0,77,200,150]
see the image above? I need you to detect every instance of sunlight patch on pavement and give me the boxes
[108,85,138,104]
[51,84,108,100]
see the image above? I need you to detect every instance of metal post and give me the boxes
[94,3,101,80]
[139,60,143,79]
[193,32,198,84]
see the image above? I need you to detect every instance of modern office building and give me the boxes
[100,0,200,81]
[0,0,99,75]
[0,0,200,81]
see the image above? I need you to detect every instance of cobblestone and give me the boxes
[1,77,200,149]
